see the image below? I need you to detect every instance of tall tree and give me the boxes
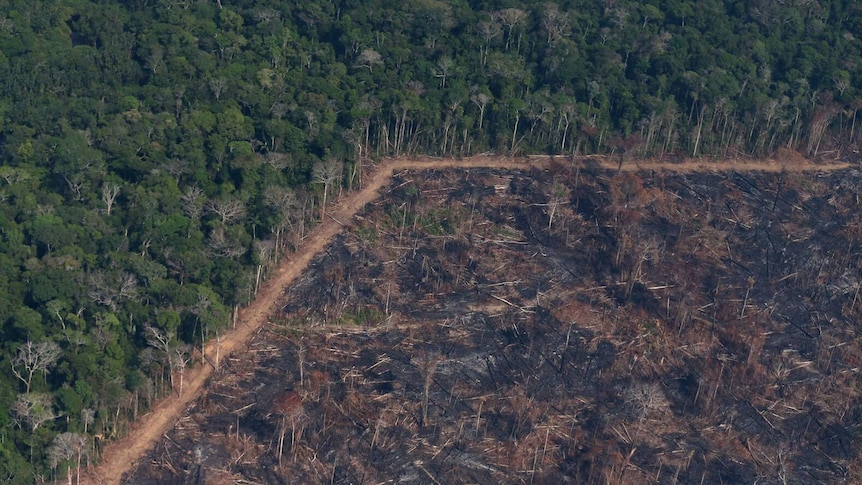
[312,157,343,221]
[11,341,62,394]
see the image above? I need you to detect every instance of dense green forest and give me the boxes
[0,0,860,480]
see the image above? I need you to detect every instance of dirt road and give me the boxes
[80,154,853,484]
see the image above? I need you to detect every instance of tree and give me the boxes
[10,393,60,432]
[542,4,570,47]
[263,152,292,171]
[47,432,88,485]
[101,182,121,216]
[207,226,247,259]
[312,158,343,220]
[495,8,527,52]
[172,345,192,396]
[11,341,62,394]
[87,271,138,312]
[272,390,304,464]
[208,77,227,100]
[470,92,492,131]
[180,186,206,237]
[205,196,247,224]
[81,408,95,434]
[354,48,383,72]
[144,325,177,394]
[263,186,299,259]
[476,19,501,66]
[433,56,456,89]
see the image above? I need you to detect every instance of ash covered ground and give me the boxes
[127,162,862,484]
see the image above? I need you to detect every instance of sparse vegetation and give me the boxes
[124,163,862,484]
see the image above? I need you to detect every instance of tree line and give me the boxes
[0,0,860,481]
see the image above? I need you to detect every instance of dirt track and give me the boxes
[80,154,854,484]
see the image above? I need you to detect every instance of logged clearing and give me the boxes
[82,154,854,484]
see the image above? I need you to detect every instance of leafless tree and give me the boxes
[312,157,343,220]
[272,390,305,464]
[209,76,227,100]
[48,432,88,485]
[180,186,205,220]
[546,182,571,233]
[610,6,629,31]
[48,432,74,480]
[87,271,138,311]
[45,301,67,330]
[476,19,501,66]
[494,8,527,51]
[264,185,299,259]
[144,325,176,393]
[101,183,121,216]
[205,196,247,224]
[173,345,192,396]
[441,97,463,154]
[207,226,248,259]
[834,76,850,96]
[304,110,319,136]
[263,152,292,171]
[11,393,60,431]
[163,159,190,183]
[63,174,87,202]
[12,341,62,394]
[624,381,667,437]
[354,48,383,72]
[146,47,165,75]
[470,92,492,130]
[341,125,363,187]
[433,56,456,89]
[81,408,95,434]
[119,272,139,301]
[542,3,571,47]
[180,186,206,239]
[527,97,554,141]
[253,239,275,294]
[253,7,281,23]
[557,102,578,152]
[806,105,839,157]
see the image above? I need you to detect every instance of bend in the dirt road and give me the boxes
[79,154,852,484]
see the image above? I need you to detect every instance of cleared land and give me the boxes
[82,157,856,483]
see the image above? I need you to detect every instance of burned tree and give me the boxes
[272,390,305,464]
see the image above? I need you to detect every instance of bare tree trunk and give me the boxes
[693,105,705,157]
[511,114,520,153]
[278,416,286,465]
[255,264,262,295]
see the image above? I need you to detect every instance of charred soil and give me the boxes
[124,161,862,484]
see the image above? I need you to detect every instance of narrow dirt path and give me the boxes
[81,155,852,484]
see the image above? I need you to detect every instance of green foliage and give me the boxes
[338,306,386,326]
[0,0,861,477]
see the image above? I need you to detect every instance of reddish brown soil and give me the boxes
[80,155,852,484]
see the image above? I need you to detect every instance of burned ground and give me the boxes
[126,162,862,484]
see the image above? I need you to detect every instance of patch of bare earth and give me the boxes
[83,155,859,484]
